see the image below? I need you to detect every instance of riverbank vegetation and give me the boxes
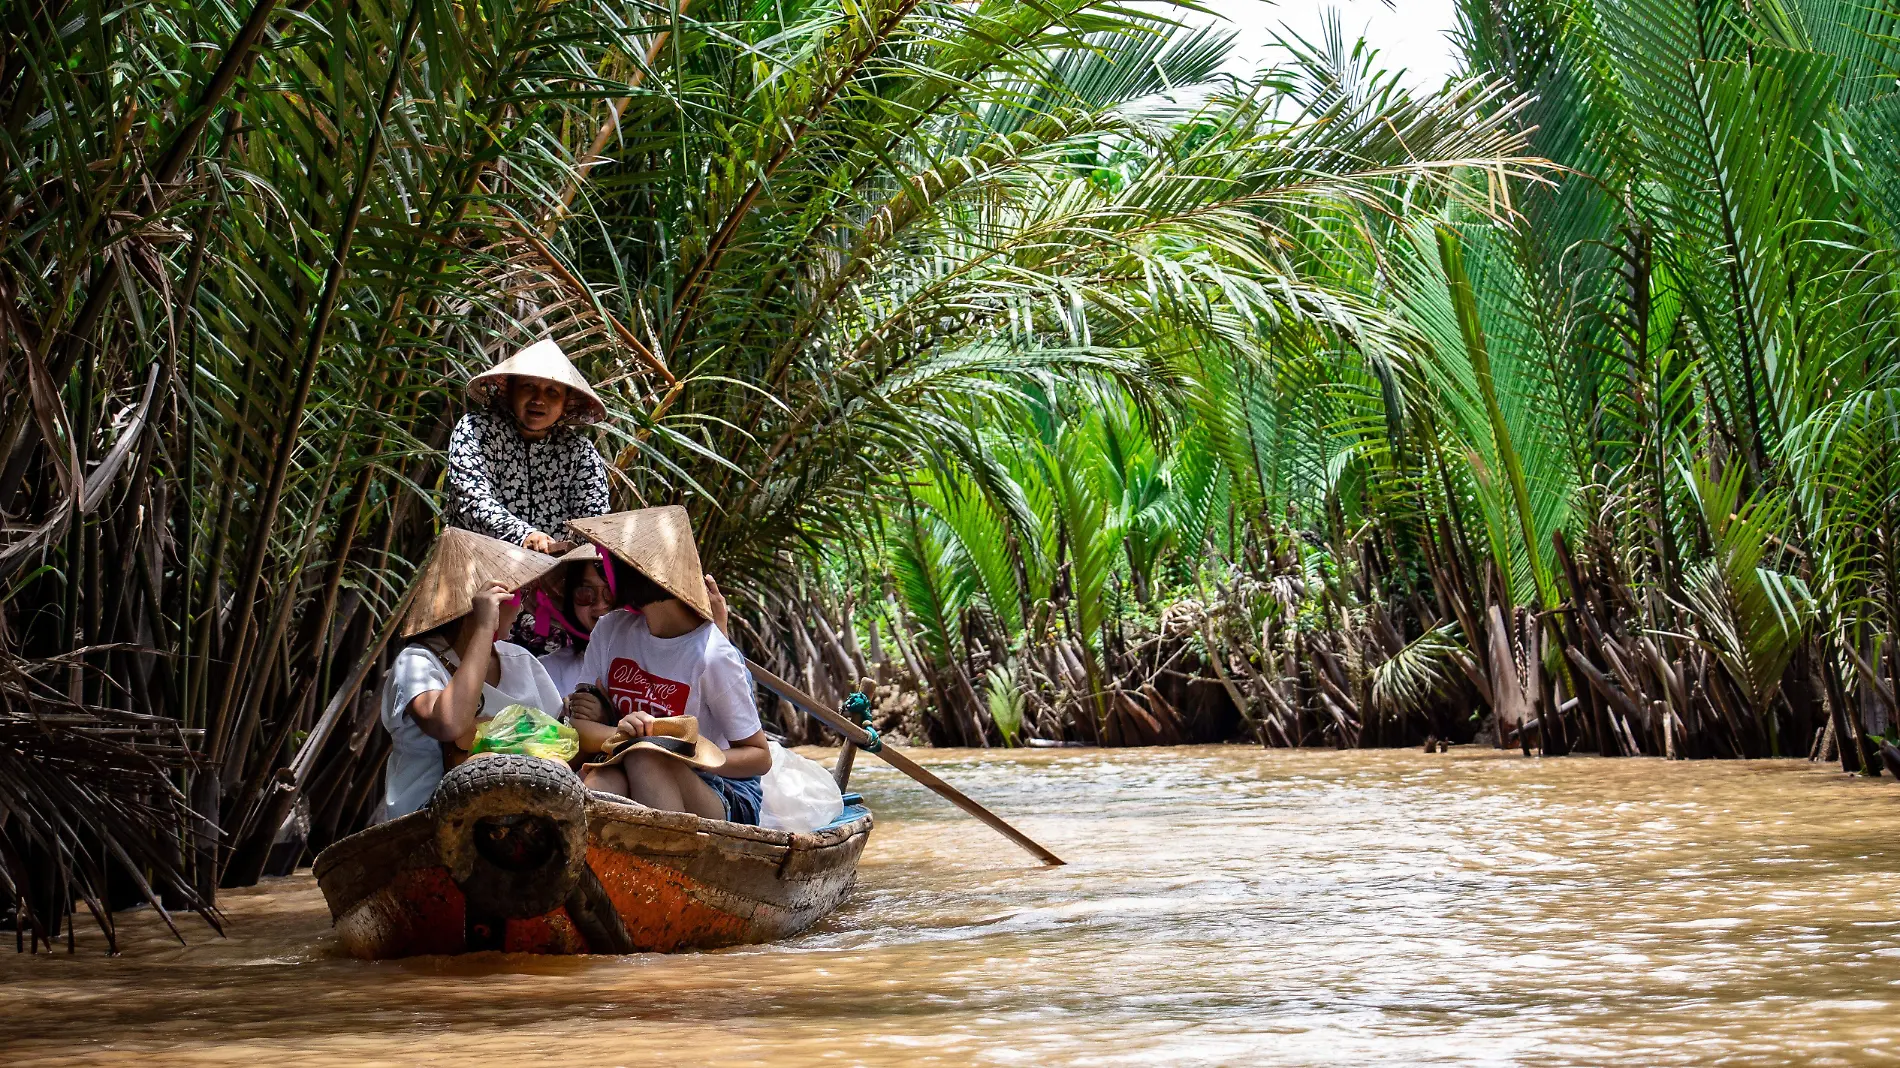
[3,0,1898,946]
[751,0,1900,769]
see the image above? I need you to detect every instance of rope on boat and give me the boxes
[842,691,881,751]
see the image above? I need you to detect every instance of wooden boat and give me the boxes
[312,753,872,957]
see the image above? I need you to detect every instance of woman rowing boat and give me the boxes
[447,338,612,649]
[448,338,610,554]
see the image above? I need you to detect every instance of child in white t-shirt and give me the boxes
[378,532,565,821]
[569,557,767,824]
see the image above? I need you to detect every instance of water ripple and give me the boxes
[4,747,1899,1066]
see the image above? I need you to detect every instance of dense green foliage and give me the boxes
[3,0,1898,944]
[858,0,1900,763]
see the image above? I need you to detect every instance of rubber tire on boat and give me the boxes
[430,754,589,920]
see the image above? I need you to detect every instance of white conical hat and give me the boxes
[568,506,712,620]
[399,528,560,638]
[467,338,607,424]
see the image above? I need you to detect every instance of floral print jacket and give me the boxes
[446,408,610,545]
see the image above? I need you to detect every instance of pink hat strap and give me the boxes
[596,540,619,600]
[531,588,592,642]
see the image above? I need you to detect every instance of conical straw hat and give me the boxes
[568,506,712,620]
[399,528,561,639]
[557,543,600,565]
[467,338,608,424]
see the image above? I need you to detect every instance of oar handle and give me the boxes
[831,677,874,790]
[746,659,1065,866]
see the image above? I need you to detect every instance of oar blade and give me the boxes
[745,660,1064,866]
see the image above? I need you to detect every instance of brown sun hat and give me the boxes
[467,338,608,424]
[398,528,561,639]
[583,715,726,771]
[567,506,713,620]
[558,542,601,565]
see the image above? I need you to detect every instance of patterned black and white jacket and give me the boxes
[445,407,610,545]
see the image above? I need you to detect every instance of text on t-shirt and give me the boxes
[607,656,690,719]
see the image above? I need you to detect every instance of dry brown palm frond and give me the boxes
[0,650,220,953]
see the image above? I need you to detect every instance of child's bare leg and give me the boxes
[583,765,630,796]
[613,751,688,811]
[663,763,726,821]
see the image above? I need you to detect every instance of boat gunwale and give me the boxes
[314,796,872,923]
[584,796,873,851]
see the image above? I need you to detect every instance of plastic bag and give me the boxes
[471,704,580,763]
[759,741,845,832]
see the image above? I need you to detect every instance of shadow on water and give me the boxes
[5,747,1900,1066]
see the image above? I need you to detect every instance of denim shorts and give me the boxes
[696,772,763,825]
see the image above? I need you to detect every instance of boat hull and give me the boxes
[314,794,872,958]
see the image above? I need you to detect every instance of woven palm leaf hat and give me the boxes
[567,506,713,620]
[556,542,600,566]
[467,338,608,424]
[535,540,602,587]
[398,528,561,639]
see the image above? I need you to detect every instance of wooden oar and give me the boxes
[829,677,875,791]
[746,660,1065,867]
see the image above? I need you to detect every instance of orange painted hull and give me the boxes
[313,797,872,958]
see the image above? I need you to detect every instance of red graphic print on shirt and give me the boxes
[606,657,690,719]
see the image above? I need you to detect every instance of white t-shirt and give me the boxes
[378,640,563,821]
[580,610,761,750]
[539,644,588,698]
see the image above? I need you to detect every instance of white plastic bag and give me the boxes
[759,741,846,832]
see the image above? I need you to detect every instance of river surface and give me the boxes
[5,747,1900,1066]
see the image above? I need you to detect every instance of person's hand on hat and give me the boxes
[614,707,656,739]
[523,530,560,554]
[705,574,729,636]
[470,581,514,630]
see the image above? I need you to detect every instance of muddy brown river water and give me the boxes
[5,747,1900,1066]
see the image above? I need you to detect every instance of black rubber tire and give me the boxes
[430,754,589,919]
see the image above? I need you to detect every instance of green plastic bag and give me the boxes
[471,704,580,763]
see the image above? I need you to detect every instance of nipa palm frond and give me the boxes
[1370,623,1463,714]
[0,651,219,953]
